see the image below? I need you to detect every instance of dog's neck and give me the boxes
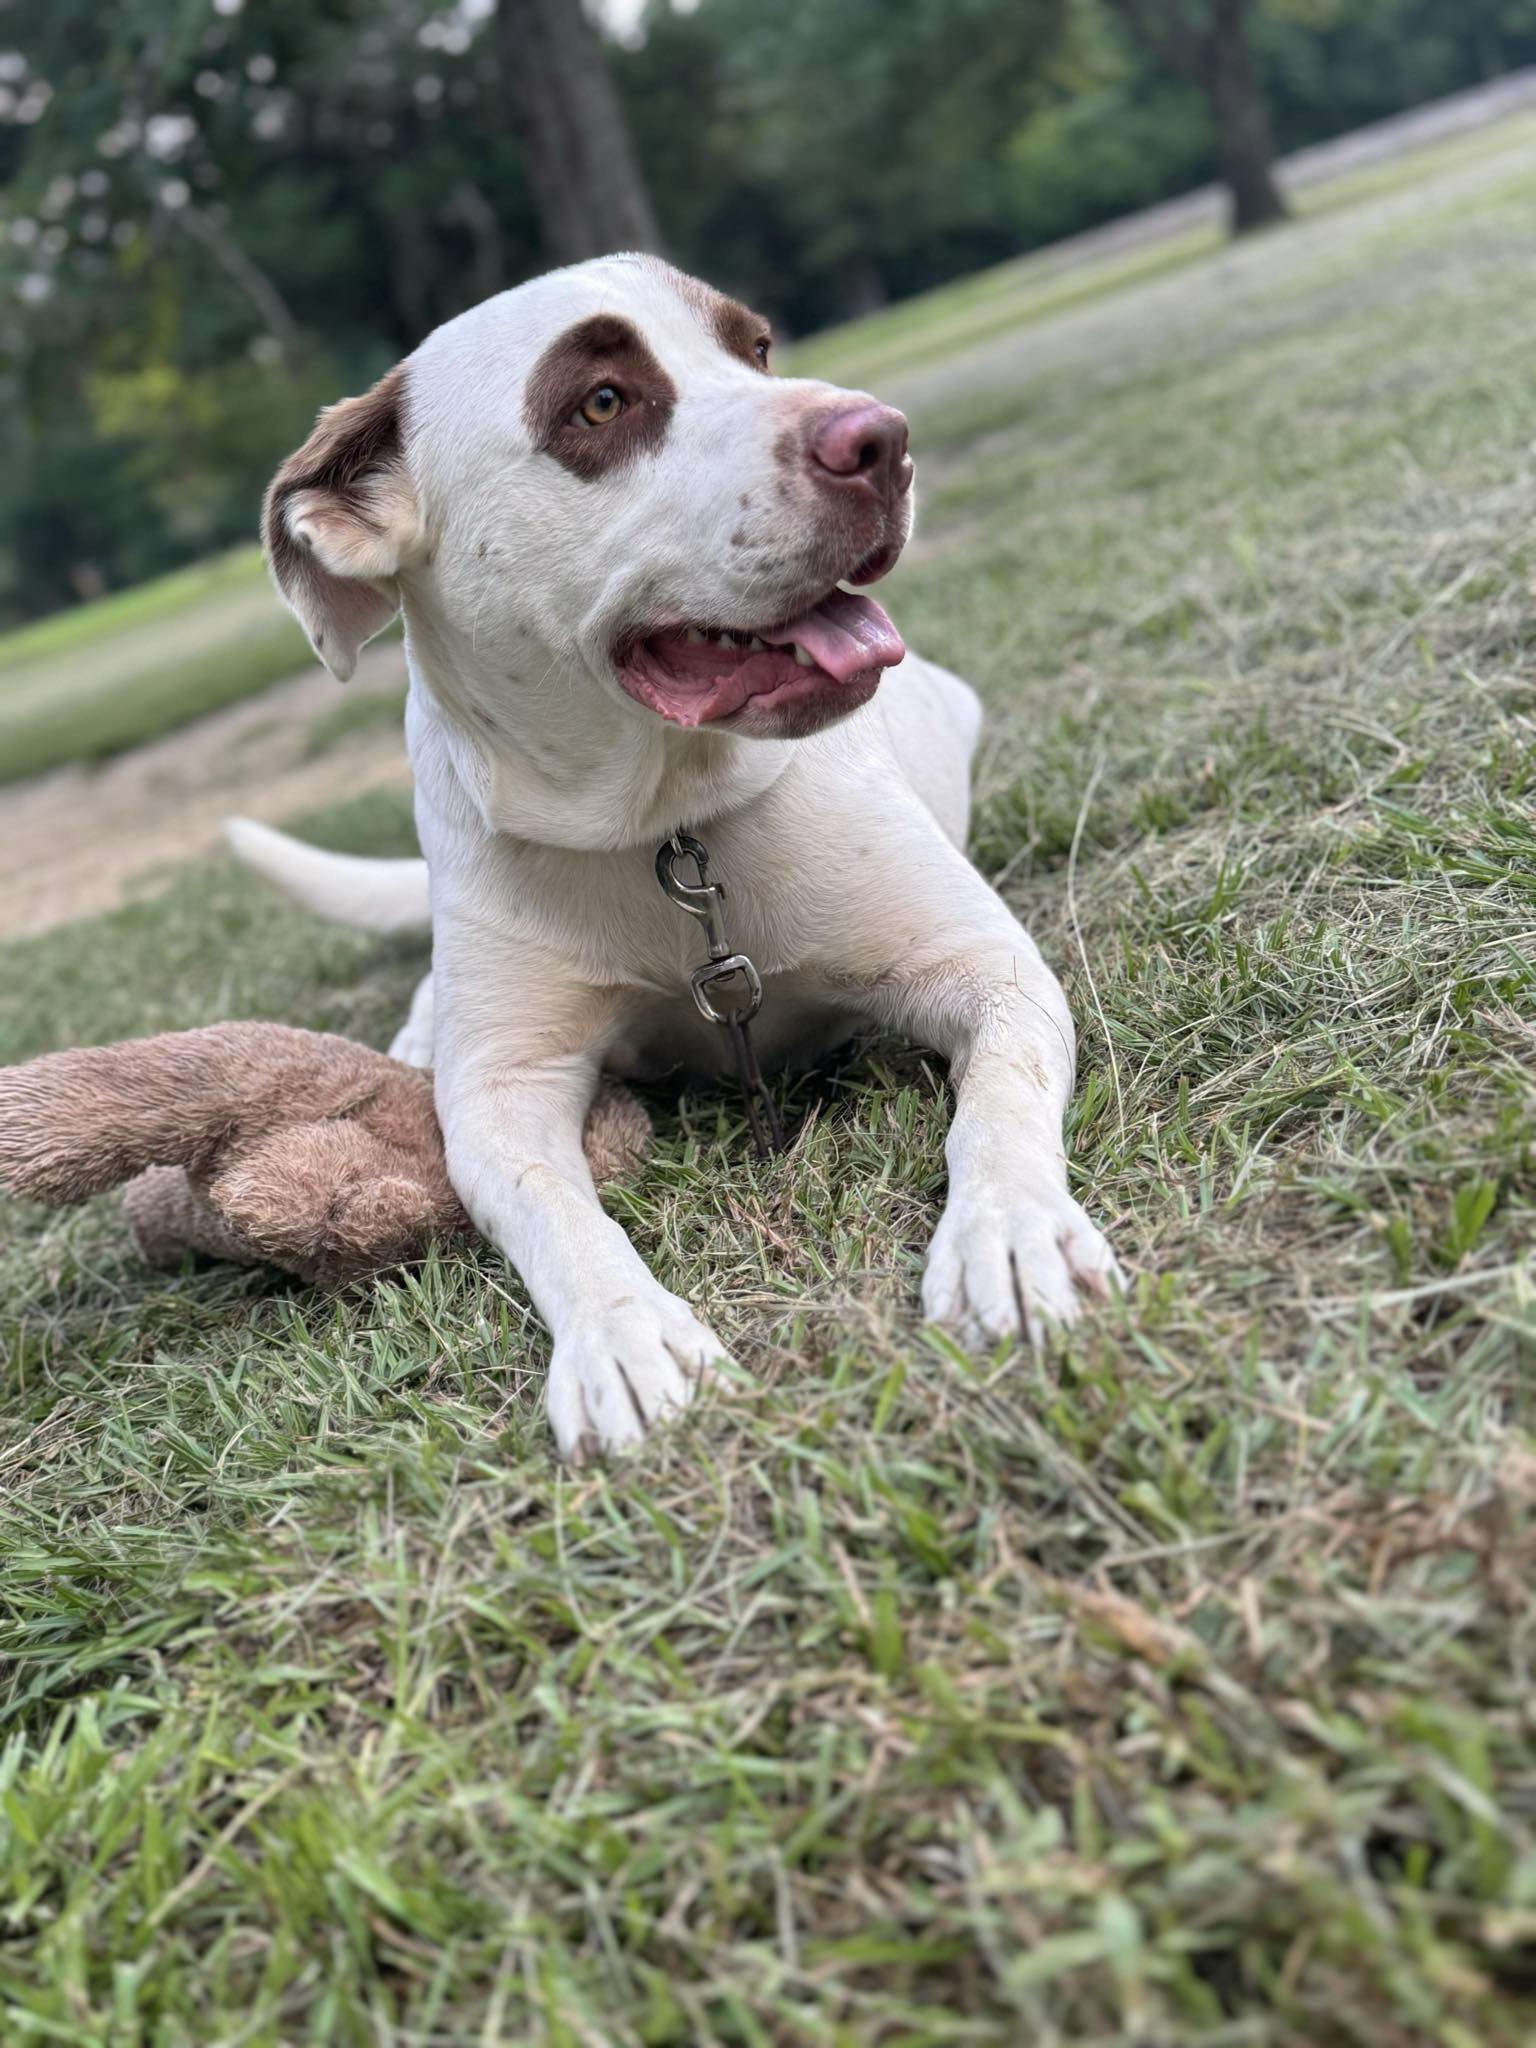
[403,619,793,852]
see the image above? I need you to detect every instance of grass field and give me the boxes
[3,129,1536,2046]
[0,549,311,787]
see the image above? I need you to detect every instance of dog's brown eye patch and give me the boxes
[524,315,677,479]
[712,296,773,374]
[673,275,773,374]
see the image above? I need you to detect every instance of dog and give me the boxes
[229,253,1119,1460]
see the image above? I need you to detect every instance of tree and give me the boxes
[1104,0,1290,232]
[626,0,1073,327]
[1258,0,1536,146]
[496,0,662,262]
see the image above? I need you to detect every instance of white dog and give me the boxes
[229,253,1119,1460]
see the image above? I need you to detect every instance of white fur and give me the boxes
[224,817,431,935]
[247,254,1120,1459]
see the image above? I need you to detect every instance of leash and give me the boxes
[655,831,785,1158]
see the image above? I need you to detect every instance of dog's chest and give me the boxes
[473,773,898,1077]
[608,977,869,1083]
[507,827,831,984]
[526,850,869,1078]
[604,882,869,1078]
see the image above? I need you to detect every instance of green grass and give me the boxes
[788,225,1217,388]
[0,548,266,673]
[0,548,309,785]
[303,683,410,761]
[4,133,1536,2046]
[0,621,313,784]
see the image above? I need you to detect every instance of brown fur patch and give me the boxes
[523,314,678,480]
[268,366,406,523]
[263,365,413,671]
[674,275,773,373]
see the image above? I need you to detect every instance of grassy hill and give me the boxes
[2,120,1535,2044]
[0,548,310,787]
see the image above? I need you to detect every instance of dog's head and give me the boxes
[264,255,914,742]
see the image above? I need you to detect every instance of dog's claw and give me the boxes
[923,1189,1119,1351]
[546,1294,728,1459]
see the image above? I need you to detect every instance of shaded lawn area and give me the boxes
[3,143,1536,2044]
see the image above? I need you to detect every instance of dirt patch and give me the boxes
[0,644,411,941]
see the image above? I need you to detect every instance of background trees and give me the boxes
[496,0,662,262]
[1101,1,1291,232]
[3,0,1534,625]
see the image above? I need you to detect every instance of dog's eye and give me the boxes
[577,385,625,426]
[754,338,770,369]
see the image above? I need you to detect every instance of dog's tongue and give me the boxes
[762,590,905,682]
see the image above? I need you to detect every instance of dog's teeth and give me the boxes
[793,643,814,667]
[684,626,706,645]
[716,631,736,649]
[747,636,765,652]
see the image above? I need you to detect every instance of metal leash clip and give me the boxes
[655,831,784,1157]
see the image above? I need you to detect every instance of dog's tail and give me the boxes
[224,817,431,934]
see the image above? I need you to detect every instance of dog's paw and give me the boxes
[923,1186,1120,1352]
[388,974,435,1069]
[546,1294,729,1461]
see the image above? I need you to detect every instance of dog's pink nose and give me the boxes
[809,401,912,500]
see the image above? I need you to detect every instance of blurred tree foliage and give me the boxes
[3,0,1534,624]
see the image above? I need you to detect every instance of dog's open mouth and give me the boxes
[617,589,906,728]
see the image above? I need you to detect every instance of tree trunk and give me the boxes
[843,258,888,321]
[1202,0,1289,235]
[496,0,663,265]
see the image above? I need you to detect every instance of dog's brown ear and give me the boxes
[264,365,422,681]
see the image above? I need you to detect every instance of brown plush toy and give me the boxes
[0,1022,649,1286]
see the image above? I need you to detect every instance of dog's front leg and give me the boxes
[866,889,1120,1348]
[434,981,726,1460]
[388,971,435,1068]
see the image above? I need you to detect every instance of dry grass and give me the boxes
[2,138,1536,2045]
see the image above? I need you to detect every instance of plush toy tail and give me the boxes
[224,817,431,934]
[0,1023,393,1206]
